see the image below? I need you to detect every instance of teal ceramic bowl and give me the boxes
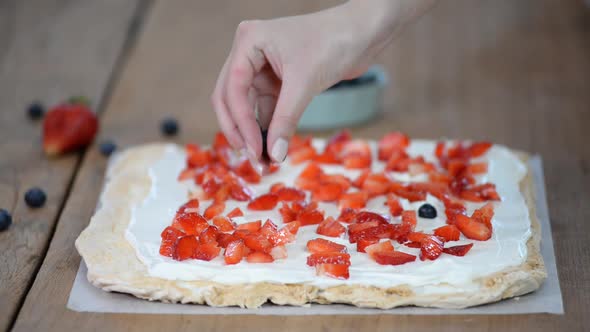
[298,65,388,131]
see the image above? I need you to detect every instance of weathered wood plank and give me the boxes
[12,0,590,331]
[0,0,141,331]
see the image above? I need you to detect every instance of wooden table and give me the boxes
[1,0,588,331]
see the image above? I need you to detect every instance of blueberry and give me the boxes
[0,209,12,231]
[99,140,117,156]
[418,203,437,219]
[24,187,47,208]
[161,118,179,136]
[27,102,45,119]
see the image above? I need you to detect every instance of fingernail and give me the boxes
[246,145,263,174]
[271,138,288,162]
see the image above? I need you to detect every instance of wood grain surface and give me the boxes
[0,1,140,331]
[9,0,590,331]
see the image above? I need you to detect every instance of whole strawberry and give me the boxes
[42,97,98,156]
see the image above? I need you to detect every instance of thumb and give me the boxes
[266,73,316,163]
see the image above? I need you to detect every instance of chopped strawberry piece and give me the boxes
[172,212,208,235]
[173,236,199,261]
[274,221,300,245]
[268,163,280,173]
[236,220,262,232]
[230,183,254,201]
[378,132,410,161]
[298,208,325,226]
[290,145,317,164]
[472,202,495,229]
[361,173,391,197]
[444,200,467,224]
[403,241,422,248]
[385,194,403,217]
[193,242,222,261]
[224,239,245,264]
[338,191,368,210]
[356,238,379,253]
[365,241,395,258]
[355,211,389,224]
[42,101,99,156]
[455,214,492,241]
[279,203,297,223]
[466,162,488,174]
[389,223,413,242]
[177,199,200,213]
[212,216,235,232]
[199,226,220,244]
[443,243,474,256]
[401,210,417,230]
[307,238,347,254]
[429,171,452,184]
[460,183,501,202]
[235,159,261,184]
[325,130,352,156]
[312,182,344,202]
[217,233,241,248]
[347,221,381,235]
[159,226,185,257]
[348,223,394,243]
[299,162,322,179]
[315,263,349,279]
[244,233,273,253]
[270,245,288,259]
[270,182,286,193]
[341,140,372,169]
[390,182,427,202]
[420,235,444,261]
[307,253,351,266]
[467,141,492,157]
[259,219,279,244]
[232,229,252,240]
[352,169,370,189]
[204,201,225,219]
[178,168,198,181]
[248,193,279,210]
[187,149,213,168]
[283,220,301,234]
[434,224,461,241]
[246,251,274,263]
[407,232,428,243]
[213,132,230,150]
[276,187,306,202]
[288,135,313,153]
[337,207,358,223]
[314,151,340,164]
[226,207,244,218]
[320,173,352,191]
[435,141,445,159]
[316,217,346,237]
[214,183,231,202]
[373,251,417,266]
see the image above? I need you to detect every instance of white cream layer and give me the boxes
[125,140,531,293]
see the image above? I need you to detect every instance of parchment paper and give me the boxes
[67,156,564,315]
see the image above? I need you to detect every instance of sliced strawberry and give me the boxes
[467,141,492,157]
[472,202,494,229]
[444,200,467,224]
[173,235,199,261]
[365,241,395,258]
[193,242,222,261]
[307,253,351,266]
[289,135,313,153]
[248,193,279,210]
[407,232,428,243]
[177,199,200,213]
[348,223,394,243]
[199,226,220,244]
[236,220,262,232]
[337,207,358,223]
[223,239,245,264]
[234,159,261,184]
[389,223,413,242]
[270,245,288,259]
[315,263,349,279]
[270,182,286,193]
[435,141,445,159]
[341,140,372,169]
[434,224,461,241]
[460,183,501,202]
[361,173,391,197]
[43,100,98,156]
[204,201,225,219]
[244,233,273,253]
[385,150,411,172]
[187,149,213,168]
[316,217,346,237]
[259,219,279,244]
[230,182,254,201]
[298,208,325,226]
[226,207,244,218]
[352,169,370,189]
[159,226,185,257]
[172,212,208,235]
[378,132,410,161]
[420,235,444,261]
[403,241,422,248]
[268,163,280,173]
[356,238,379,253]
[355,211,389,224]
[232,229,252,240]
[401,210,417,231]
[466,162,488,174]
[212,216,235,232]
[320,173,352,192]
[373,251,417,266]
[307,238,347,254]
[178,168,198,181]
[347,221,381,235]
[299,162,322,179]
[390,182,427,202]
[443,243,474,256]
[312,182,344,202]
[246,251,274,263]
[455,214,492,241]
[290,145,317,164]
[279,203,297,223]
[275,187,306,202]
[213,131,230,150]
[324,129,352,157]
[274,221,300,245]
[217,233,241,248]
[338,191,368,210]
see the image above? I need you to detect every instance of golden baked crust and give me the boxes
[75,144,546,309]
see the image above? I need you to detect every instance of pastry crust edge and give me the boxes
[75,143,547,309]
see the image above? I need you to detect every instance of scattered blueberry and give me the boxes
[418,203,437,219]
[161,118,179,136]
[99,140,117,156]
[27,102,45,119]
[0,209,12,231]
[24,187,47,208]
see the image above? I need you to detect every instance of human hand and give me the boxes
[211,0,435,166]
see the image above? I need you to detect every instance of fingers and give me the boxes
[211,57,244,150]
[224,21,267,161]
[267,72,315,162]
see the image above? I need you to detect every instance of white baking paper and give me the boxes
[67,156,564,315]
